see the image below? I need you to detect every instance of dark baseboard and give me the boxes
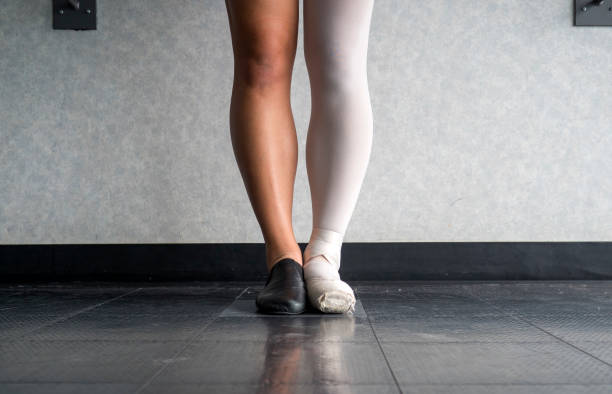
[1,242,611,282]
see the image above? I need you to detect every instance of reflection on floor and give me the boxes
[1,281,612,393]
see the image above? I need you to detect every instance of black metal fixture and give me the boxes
[575,0,612,26]
[52,0,96,30]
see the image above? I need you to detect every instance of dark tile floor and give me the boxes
[1,281,612,393]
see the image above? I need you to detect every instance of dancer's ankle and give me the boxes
[266,249,303,272]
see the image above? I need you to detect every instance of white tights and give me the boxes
[303,0,375,313]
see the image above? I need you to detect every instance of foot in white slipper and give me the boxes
[303,228,356,314]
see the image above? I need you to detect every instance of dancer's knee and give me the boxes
[306,43,367,89]
[234,41,294,90]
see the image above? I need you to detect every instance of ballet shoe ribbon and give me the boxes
[304,238,341,271]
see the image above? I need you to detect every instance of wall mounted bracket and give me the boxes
[53,0,96,30]
[575,0,612,26]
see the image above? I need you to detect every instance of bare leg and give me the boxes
[224,0,302,272]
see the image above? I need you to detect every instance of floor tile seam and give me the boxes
[4,338,609,345]
[0,290,143,297]
[365,314,510,319]
[25,312,229,318]
[128,281,262,286]
[217,315,368,318]
[142,383,400,387]
[561,340,612,344]
[492,311,612,314]
[175,339,379,344]
[364,309,403,394]
[0,338,194,343]
[489,314,612,319]
[0,382,140,385]
[353,280,589,285]
[8,288,144,340]
[395,379,612,386]
[3,381,612,387]
[4,280,611,288]
[397,383,612,387]
[504,312,612,368]
[3,339,590,345]
[140,378,397,385]
[11,287,266,295]
[376,340,566,345]
[3,381,606,387]
[108,285,257,289]
[131,319,227,393]
[466,304,612,315]
[0,380,143,384]
[215,314,370,319]
[0,285,139,291]
[143,383,402,387]
[132,286,249,394]
[0,338,379,344]
[469,292,612,369]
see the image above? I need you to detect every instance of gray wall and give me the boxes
[1,0,611,244]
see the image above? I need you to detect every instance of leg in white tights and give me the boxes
[303,0,375,313]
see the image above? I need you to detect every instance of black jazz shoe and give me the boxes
[255,258,307,314]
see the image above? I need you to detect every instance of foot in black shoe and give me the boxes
[255,258,307,315]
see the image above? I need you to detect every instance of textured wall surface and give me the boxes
[1,0,611,244]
